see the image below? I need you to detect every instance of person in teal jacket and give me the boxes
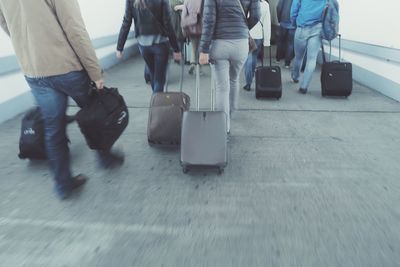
[290,0,326,94]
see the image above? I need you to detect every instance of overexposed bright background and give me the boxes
[338,0,399,48]
[0,0,126,57]
[1,0,400,56]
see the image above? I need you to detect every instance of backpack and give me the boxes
[321,0,339,41]
[18,107,46,160]
[180,0,203,37]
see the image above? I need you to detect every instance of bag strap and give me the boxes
[235,0,252,37]
[146,4,167,34]
[321,0,330,20]
[235,0,250,27]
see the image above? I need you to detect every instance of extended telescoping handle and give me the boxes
[269,45,272,67]
[179,42,185,92]
[195,63,215,111]
[164,48,185,93]
[321,34,342,63]
[195,63,200,111]
[260,45,272,67]
[338,33,342,61]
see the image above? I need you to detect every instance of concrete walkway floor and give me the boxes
[1,56,400,266]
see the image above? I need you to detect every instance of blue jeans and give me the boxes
[25,71,91,192]
[139,42,170,93]
[276,26,295,65]
[244,39,263,87]
[291,23,322,89]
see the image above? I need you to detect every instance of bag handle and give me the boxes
[321,34,341,63]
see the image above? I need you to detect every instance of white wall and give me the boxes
[339,0,400,49]
[325,0,400,102]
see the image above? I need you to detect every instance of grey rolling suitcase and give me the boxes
[147,57,190,145]
[180,64,228,174]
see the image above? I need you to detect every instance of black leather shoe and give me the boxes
[298,88,307,94]
[243,84,251,91]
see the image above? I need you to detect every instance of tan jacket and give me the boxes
[0,0,102,81]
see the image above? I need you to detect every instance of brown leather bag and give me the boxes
[147,92,190,145]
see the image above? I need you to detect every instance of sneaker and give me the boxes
[55,174,88,200]
[243,84,251,91]
[298,88,307,94]
[97,150,125,169]
[188,64,195,75]
[284,64,290,69]
[291,78,299,84]
[274,59,281,64]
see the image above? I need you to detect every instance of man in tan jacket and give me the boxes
[0,0,123,200]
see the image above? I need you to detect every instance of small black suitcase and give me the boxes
[321,34,352,97]
[255,46,282,99]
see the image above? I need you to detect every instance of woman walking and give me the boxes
[243,0,271,91]
[199,0,260,133]
[117,0,182,93]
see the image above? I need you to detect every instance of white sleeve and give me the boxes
[263,3,271,46]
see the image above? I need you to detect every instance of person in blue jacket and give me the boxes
[290,0,326,94]
[276,0,296,68]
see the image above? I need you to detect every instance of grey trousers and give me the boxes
[210,39,248,132]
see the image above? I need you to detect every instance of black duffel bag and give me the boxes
[18,107,47,160]
[76,87,129,150]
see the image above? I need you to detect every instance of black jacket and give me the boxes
[277,0,293,25]
[117,0,180,52]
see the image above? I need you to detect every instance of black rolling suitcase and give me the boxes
[76,86,129,150]
[180,64,227,174]
[255,46,282,99]
[321,34,352,97]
